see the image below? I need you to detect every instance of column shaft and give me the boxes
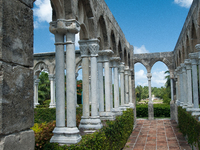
[105,62,111,111]
[114,67,119,108]
[110,67,113,109]
[98,62,104,112]
[170,79,174,102]
[49,75,56,108]
[192,61,199,108]
[55,33,65,127]
[66,32,76,127]
[129,73,133,104]
[125,69,129,104]
[120,65,125,106]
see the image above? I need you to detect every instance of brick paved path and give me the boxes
[124,119,191,150]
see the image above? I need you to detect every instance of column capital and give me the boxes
[88,39,100,57]
[195,44,200,52]
[147,73,152,79]
[35,79,40,85]
[98,50,114,62]
[184,59,191,70]
[49,74,55,81]
[110,57,121,67]
[119,63,125,73]
[124,66,129,75]
[49,19,80,35]
[189,53,198,65]
[79,40,89,58]
[181,63,186,73]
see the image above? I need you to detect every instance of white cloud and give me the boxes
[135,70,167,88]
[134,45,149,54]
[34,0,52,28]
[174,0,193,8]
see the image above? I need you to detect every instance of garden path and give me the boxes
[124,119,192,150]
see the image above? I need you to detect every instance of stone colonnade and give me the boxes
[46,20,134,145]
[174,44,200,122]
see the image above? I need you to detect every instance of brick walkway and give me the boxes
[124,119,191,150]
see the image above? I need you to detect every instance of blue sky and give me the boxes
[33,0,192,87]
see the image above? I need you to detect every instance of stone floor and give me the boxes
[124,119,192,150]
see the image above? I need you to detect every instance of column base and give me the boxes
[129,103,135,109]
[49,103,56,108]
[79,116,103,130]
[0,129,35,150]
[34,103,40,108]
[186,108,200,116]
[148,102,154,120]
[112,108,123,116]
[50,127,81,145]
[99,111,116,120]
[176,100,180,106]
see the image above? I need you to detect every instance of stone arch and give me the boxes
[118,40,123,61]
[110,30,117,55]
[133,61,149,73]
[51,0,65,20]
[191,21,197,52]
[150,58,173,73]
[34,61,50,77]
[124,48,127,65]
[97,15,109,50]
[80,24,89,40]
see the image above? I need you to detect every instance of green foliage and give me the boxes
[136,104,170,117]
[34,108,56,124]
[38,72,50,105]
[135,85,149,102]
[178,107,200,150]
[38,109,134,150]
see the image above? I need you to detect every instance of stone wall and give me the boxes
[0,0,35,149]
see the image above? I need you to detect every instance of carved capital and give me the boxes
[35,79,40,85]
[119,63,125,73]
[110,57,121,67]
[181,63,186,73]
[184,59,191,70]
[124,66,130,75]
[79,40,89,57]
[98,50,114,62]
[147,73,152,79]
[195,44,200,52]
[49,74,55,81]
[88,39,100,57]
[49,19,80,35]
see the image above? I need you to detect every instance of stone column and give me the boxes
[119,63,125,107]
[147,73,154,120]
[49,20,67,144]
[185,59,193,107]
[181,64,188,107]
[110,63,113,109]
[87,39,103,128]
[97,54,104,113]
[49,74,56,108]
[174,71,178,122]
[110,57,122,116]
[187,53,200,115]
[176,67,181,106]
[78,41,90,129]
[178,65,184,106]
[34,77,40,108]
[124,66,129,105]
[50,19,81,145]
[75,73,79,107]
[189,53,199,108]
[170,73,176,120]
[99,50,115,120]
[129,69,134,108]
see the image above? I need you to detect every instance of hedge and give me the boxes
[34,105,83,124]
[178,107,200,149]
[136,104,170,117]
[33,108,134,150]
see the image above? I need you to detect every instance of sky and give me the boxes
[33,0,193,88]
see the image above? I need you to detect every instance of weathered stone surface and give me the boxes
[0,0,33,67]
[0,61,34,134]
[148,103,154,120]
[0,129,35,150]
[18,0,35,8]
[170,101,176,120]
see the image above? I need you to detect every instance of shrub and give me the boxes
[178,107,200,149]
[41,108,134,150]
[136,104,170,117]
[34,108,56,124]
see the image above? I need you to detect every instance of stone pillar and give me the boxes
[181,64,188,107]
[110,57,122,115]
[49,74,56,108]
[174,71,178,122]
[34,77,40,108]
[170,74,176,120]
[50,19,81,145]
[98,50,115,120]
[129,69,134,108]
[178,65,184,106]
[147,73,154,120]
[87,39,103,128]
[176,67,181,106]
[189,53,199,108]
[119,63,125,107]
[78,41,90,129]
[110,63,113,109]
[97,54,104,113]
[187,53,200,115]
[185,59,193,107]
[124,66,129,105]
